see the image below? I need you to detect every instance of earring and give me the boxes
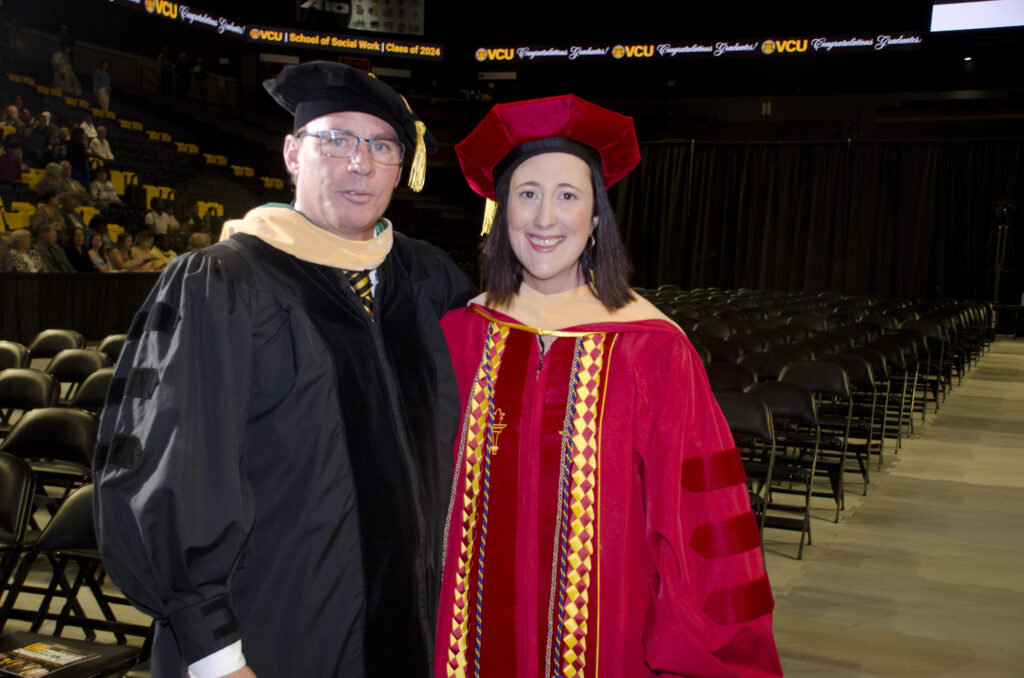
[588,232,596,249]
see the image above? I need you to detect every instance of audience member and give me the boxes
[64,226,94,272]
[89,167,121,208]
[150,232,177,270]
[109,231,153,272]
[30,190,67,243]
[157,46,173,95]
[79,113,98,141]
[88,125,114,160]
[131,230,160,270]
[175,51,191,97]
[87,231,111,272]
[186,232,212,251]
[143,197,179,235]
[8,229,45,272]
[60,160,88,197]
[60,193,88,236]
[0,137,25,184]
[192,57,208,100]
[52,45,81,96]
[20,114,51,165]
[34,224,76,272]
[3,95,29,128]
[91,215,115,251]
[0,232,13,272]
[93,60,112,111]
[67,126,91,184]
[36,162,66,195]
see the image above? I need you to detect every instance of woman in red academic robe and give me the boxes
[435,95,782,678]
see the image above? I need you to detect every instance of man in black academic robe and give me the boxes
[93,62,476,678]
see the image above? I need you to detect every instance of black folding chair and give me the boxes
[27,330,85,370]
[706,362,758,393]
[45,350,112,404]
[746,381,820,559]
[0,452,35,590]
[0,341,30,371]
[780,361,852,522]
[0,485,152,677]
[0,369,59,440]
[0,408,99,518]
[715,391,776,534]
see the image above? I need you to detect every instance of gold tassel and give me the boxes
[408,120,427,193]
[481,198,497,236]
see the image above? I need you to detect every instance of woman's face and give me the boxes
[122,235,133,250]
[90,234,103,250]
[15,235,30,251]
[506,152,597,295]
[73,228,84,246]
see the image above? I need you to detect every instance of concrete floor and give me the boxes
[765,338,1024,677]
[6,339,1023,676]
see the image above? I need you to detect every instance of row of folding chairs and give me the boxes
[0,455,152,676]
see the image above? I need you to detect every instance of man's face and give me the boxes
[283,111,402,241]
[42,229,57,246]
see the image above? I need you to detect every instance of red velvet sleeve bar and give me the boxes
[640,333,782,677]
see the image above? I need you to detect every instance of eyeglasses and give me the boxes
[296,130,405,166]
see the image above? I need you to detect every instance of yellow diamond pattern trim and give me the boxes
[560,334,605,677]
[446,322,508,678]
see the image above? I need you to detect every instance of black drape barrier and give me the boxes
[1,273,159,344]
[615,138,1024,300]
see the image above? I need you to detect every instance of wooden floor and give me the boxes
[765,338,1024,677]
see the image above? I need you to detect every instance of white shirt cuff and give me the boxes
[187,641,246,678]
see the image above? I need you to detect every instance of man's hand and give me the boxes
[220,668,257,678]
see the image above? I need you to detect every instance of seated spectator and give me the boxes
[0,137,25,184]
[109,231,153,272]
[150,233,177,270]
[2,95,30,128]
[60,160,88,198]
[89,167,121,208]
[36,162,66,196]
[79,113,98,141]
[30,190,67,244]
[88,125,114,160]
[34,224,76,272]
[144,197,179,235]
[90,215,115,251]
[186,232,212,251]
[87,231,111,272]
[0,232,14,272]
[93,60,112,111]
[20,114,51,166]
[60,193,88,235]
[67,127,90,184]
[8,229,45,272]
[180,200,202,233]
[64,226,95,272]
[132,230,162,269]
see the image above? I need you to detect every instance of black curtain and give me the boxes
[615,138,1024,300]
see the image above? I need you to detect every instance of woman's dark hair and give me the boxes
[38,189,57,204]
[481,153,634,311]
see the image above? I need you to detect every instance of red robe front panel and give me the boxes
[436,303,782,678]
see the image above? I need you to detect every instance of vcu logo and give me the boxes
[145,0,178,18]
[761,39,808,54]
[250,28,283,41]
[475,47,514,62]
[612,44,654,59]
